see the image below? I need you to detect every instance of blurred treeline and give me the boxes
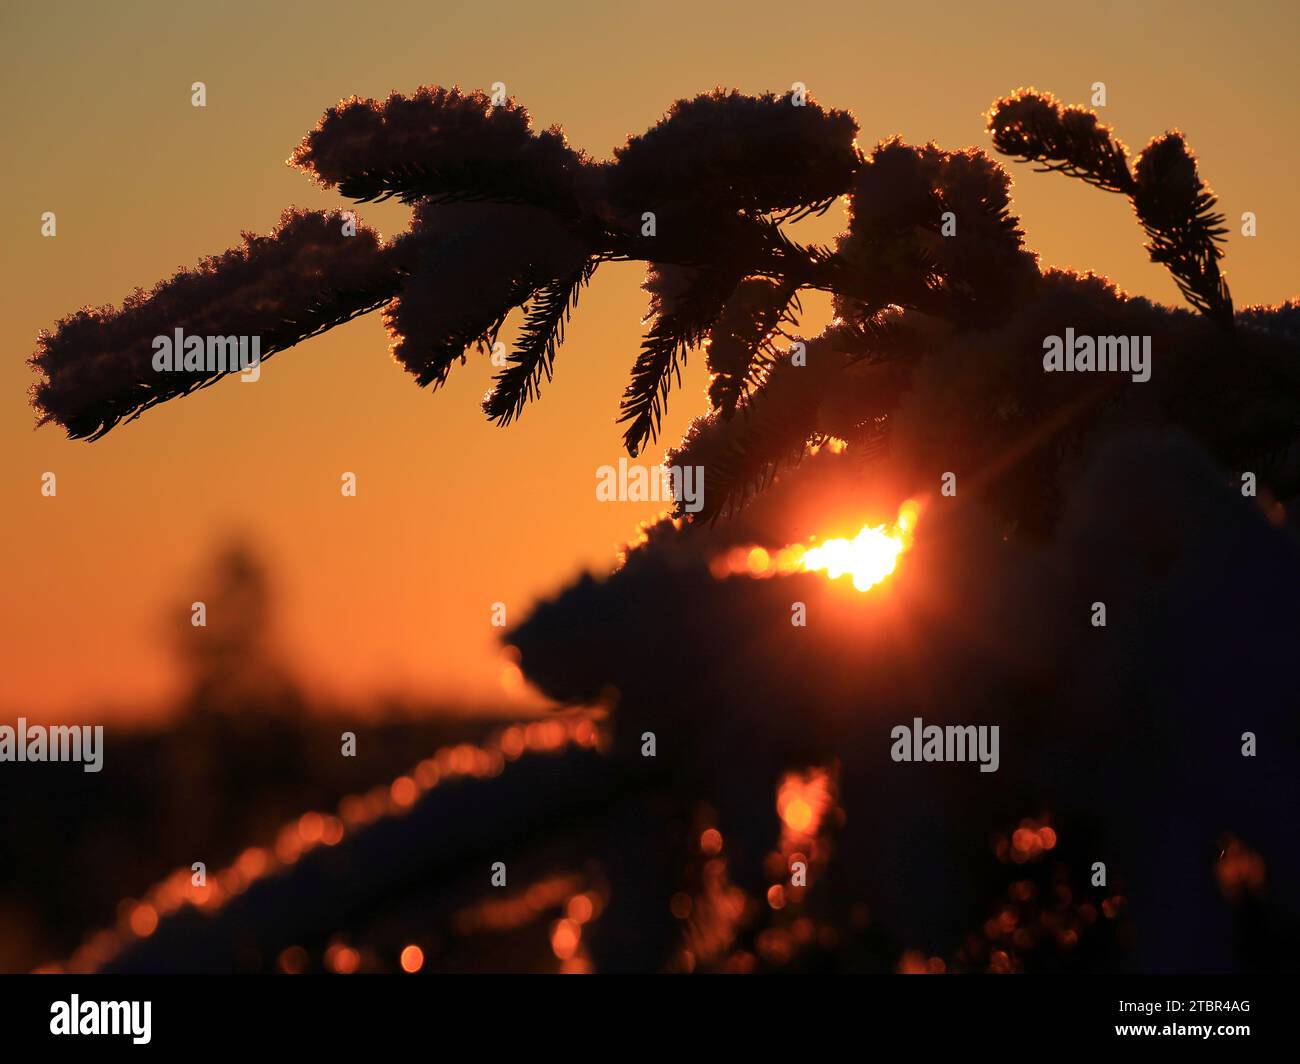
[0,542,509,972]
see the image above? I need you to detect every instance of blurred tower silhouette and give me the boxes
[168,540,309,850]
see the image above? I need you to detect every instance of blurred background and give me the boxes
[1,0,1296,972]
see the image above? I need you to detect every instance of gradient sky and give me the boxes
[3,0,1296,718]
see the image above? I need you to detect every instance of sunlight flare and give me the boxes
[799,499,919,592]
[801,524,904,592]
[710,500,920,592]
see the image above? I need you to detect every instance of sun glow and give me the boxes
[800,499,919,592]
[801,525,903,591]
[709,500,920,592]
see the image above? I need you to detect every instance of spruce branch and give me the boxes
[291,86,597,219]
[705,278,800,418]
[618,265,741,456]
[483,260,597,425]
[29,209,404,441]
[609,89,860,218]
[388,203,591,390]
[670,330,853,522]
[988,90,1233,328]
[986,89,1135,194]
[1132,132,1233,328]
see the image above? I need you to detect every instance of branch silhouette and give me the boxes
[31,85,1300,975]
[28,85,1297,526]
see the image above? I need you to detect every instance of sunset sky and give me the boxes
[3,0,1296,718]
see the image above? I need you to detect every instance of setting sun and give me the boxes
[800,500,919,592]
[710,500,920,591]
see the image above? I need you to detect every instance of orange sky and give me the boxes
[3,0,1296,718]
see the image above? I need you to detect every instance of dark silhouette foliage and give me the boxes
[30,86,1291,525]
[31,209,401,440]
[508,429,1300,972]
[289,86,597,217]
[988,89,1233,327]
[30,83,1300,974]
